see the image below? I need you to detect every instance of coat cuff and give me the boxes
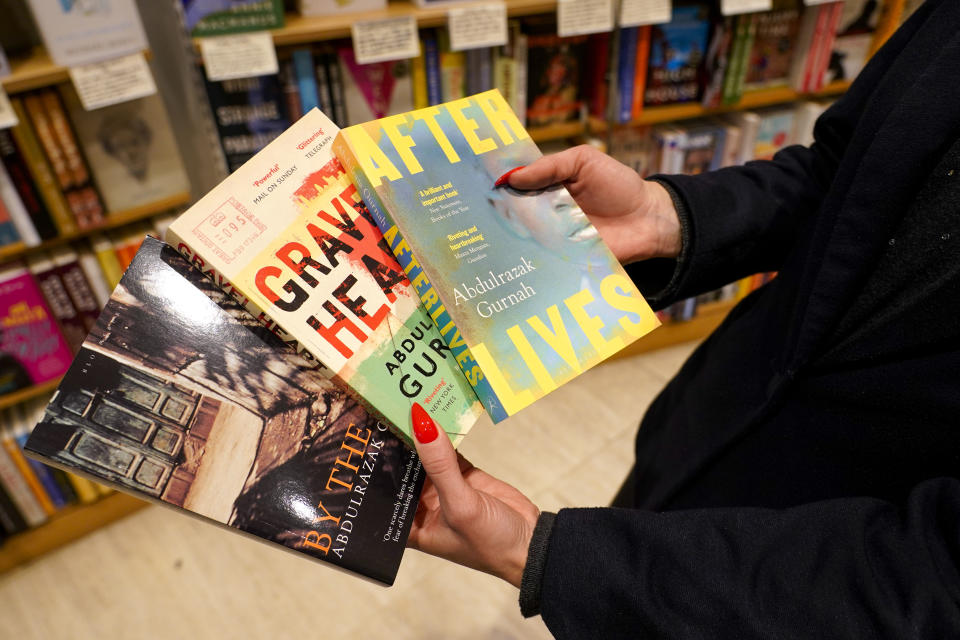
[623,178,693,309]
[518,511,557,618]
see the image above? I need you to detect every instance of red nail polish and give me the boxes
[494,166,524,187]
[411,402,438,443]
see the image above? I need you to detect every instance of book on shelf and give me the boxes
[58,88,191,215]
[0,262,72,391]
[166,108,483,447]
[743,1,802,91]
[26,252,86,354]
[24,236,422,585]
[645,2,711,107]
[0,129,56,243]
[337,46,415,125]
[334,89,660,421]
[180,0,285,37]
[524,25,587,128]
[824,0,882,86]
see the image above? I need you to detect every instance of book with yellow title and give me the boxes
[334,90,660,421]
[166,109,482,446]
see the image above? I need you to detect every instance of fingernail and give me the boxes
[411,402,438,443]
[494,166,525,188]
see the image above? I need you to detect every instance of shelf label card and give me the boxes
[200,32,279,82]
[352,16,420,65]
[620,0,672,27]
[558,0,614,37]
[69,53,158,111]
[721,0,772,15]
[0,87,17,129]
[27,0,148,67]
[448,3,508,51]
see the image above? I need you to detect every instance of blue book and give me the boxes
[291,48,320,114]
[13,430,67,508]
[618,27,638,124]
[423,36,442,106]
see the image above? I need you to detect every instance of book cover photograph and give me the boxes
[334,89,660,421]
[524,30,587,128]
[24,236,423,585]
[60,89,191,214]
[644,3,711,106]
[166,109,482,446]
[0,263,73,393]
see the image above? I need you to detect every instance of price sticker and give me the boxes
[352,16,420,65]
[0,87,17,129]
[448,3,508,52]
[557,0,614,37]
[200,32,279,82]
[721,0,773,16]
[620,0,672,27]
[69,53,158,111]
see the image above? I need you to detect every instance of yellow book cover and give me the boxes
[334,90,660,421]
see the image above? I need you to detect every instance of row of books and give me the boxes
[0,213,175,398]
[600,99,830,321]
[603,0,903,124]
[0,85,189,250]
[0,395,111,541]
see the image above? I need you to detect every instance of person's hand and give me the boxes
[505,144,682,264]
[407,403,540,588]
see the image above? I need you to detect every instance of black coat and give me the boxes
[537,1,960,637]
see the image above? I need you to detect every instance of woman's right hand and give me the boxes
[506,145,682,264]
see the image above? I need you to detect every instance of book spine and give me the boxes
[13,430,67,509]
[10,98,77,236]
[586,32,611,119]
[23,93,72,190]
[631,26,651,121]
[0,193,21,247]
[411,46,429,109]
[76,246,113,308]
[815,2,844,91]
[423,36,442,106]
[51,247,102,331]
[804,4,831,92]
[513,33,528,127]
[732,14,757,103]
[280,58,303,122]
[0,435,46,527]
[0,482,28,535]
[41,90,89,187]
[0,129,57,241]
[477,46,493,92]
[722,16,746,105]
[89,234,124,289]
[1,425,55,516]
[618,27,638,124]
[0,136,42,246]
[325,51,347,128]
[333,136,506,423]
[313,52,335,118]
[27,254,86,353]
[292,48,320,114]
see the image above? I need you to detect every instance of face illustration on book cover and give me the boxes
[336,90,659,419]
[26,238,422,584]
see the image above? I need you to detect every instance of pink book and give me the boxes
[0,263,73,390]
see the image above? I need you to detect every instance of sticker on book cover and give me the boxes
[0,87,17,129]
[448,3,508,51]
[619,0,671,27]
[351,16,420,65]
[200,32,279,82]
[557,0,614,37]
[191,197,266,264]
[721,0,772,16]
[68,53,158,111]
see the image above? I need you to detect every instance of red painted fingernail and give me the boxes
[494,166,525,187]
[411,402,438,443]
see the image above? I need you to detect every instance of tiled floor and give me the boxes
[0,342,698,639]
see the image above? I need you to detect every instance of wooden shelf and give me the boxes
[0,492,148,574]
[590,82,851,132]
[0,379,60,413]
[610,299,736,361]
[1,49,69,94]
[270,0,557,46]
[529,120,585,143]
[0,191,191,263]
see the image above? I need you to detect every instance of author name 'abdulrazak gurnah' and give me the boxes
[452,256,537,318]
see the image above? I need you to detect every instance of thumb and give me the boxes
[504,146,583,190]
[410,402,471,509]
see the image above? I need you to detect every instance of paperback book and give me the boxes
[166,109,482,445]
[25,236,423,585]
[334,89,660,421]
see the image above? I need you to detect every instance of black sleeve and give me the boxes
[625,0,939,307]
[535,478,960,639]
